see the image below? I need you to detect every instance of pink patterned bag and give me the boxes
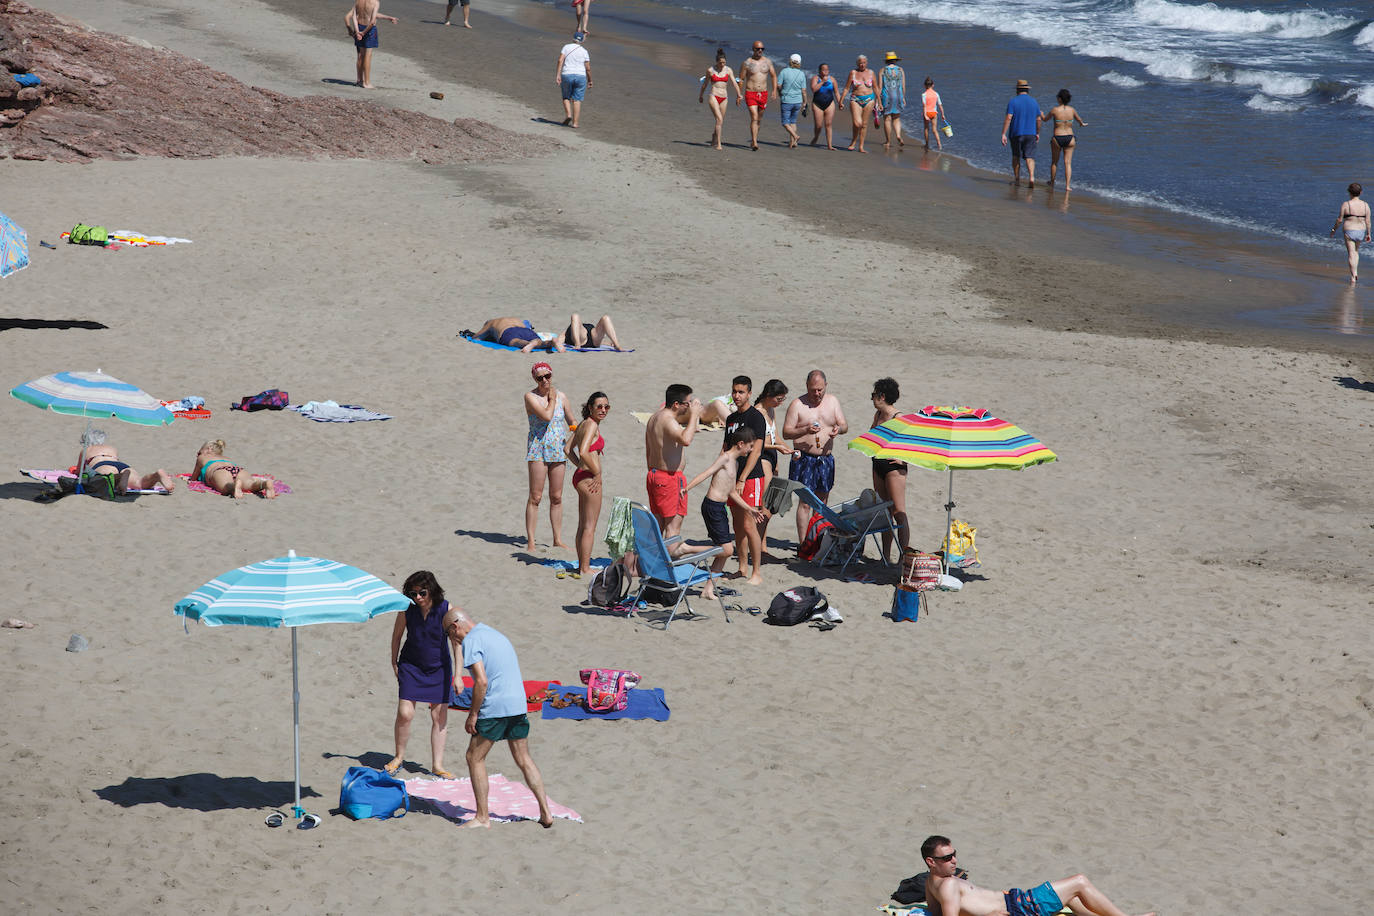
[578,668,640,712]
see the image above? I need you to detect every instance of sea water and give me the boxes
[555,0,1373,255]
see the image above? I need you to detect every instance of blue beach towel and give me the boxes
[537,557,612,571]
[14,73,41,87]
[459,335,633,354]
[541,686,670,721]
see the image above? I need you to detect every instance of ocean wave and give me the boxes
[1082,185,1325,250]
[1132,0,1355,39]
[1215,68,1315,97]
[1356,23,1374,50]
[1244,94,1301,112]
[1098,70,1145,88]
[1349,84,1374,110]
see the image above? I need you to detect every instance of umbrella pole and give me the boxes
[942,469,956,575]
[75,417,91,495]
[291,627,303,820]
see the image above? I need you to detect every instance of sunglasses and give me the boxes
[754,46,765,51]
[406,588,429,600]
[535,373,552,381]
[931,851,957,862]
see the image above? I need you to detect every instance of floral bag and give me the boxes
[579,668,640,712]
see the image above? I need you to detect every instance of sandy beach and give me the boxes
[1,0,1371,913]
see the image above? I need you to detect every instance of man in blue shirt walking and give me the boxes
[1000,78,1042,187]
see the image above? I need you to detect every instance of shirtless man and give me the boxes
[738,41,777,152]
[77,429,176,494]
[472,317,566,353]
[921,836,1154,916]
[644,383,702,548]
[345,0,398,89]
[781,369,847,543]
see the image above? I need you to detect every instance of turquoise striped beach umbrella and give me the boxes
[175,551,410,825]
[0,211,29,278]
[10,369,175,426]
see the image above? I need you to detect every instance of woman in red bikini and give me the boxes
[565,391,610,579]
[698,48,740,151]
[570,0,591,33]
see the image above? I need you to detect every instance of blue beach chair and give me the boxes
[628,502,726,630]
[792,485,899,574]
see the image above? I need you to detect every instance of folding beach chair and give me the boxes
[628,502,727,630]
[793,486,900,575]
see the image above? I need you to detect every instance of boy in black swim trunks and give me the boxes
[685,427,766,600]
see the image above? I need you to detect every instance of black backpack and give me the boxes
[765,586,827,626]
[587,561,630,609]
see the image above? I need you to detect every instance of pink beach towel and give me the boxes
[174,472,292,495]
[20,468,168,494]
[405,773,581,825]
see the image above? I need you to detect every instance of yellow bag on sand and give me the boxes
[943,519,979,567]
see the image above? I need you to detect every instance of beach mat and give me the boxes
[460,336,633,354]
[540,685,670,721]
[174,472,292,495]
[451,677,556,713]
[405,773,582,825]
[20,468,168,494]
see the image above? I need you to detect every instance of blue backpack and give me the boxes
[339,766,409,820]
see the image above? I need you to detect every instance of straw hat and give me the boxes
[1015,78,1031,90]
[884,51,901,62]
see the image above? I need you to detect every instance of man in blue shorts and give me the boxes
[920,835,1154,916]
[447,610,554,828]
[782,369,847,545]
[1000,78,1042,187]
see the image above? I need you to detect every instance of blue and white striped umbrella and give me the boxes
[174,551,409,628]
[175,551,411,826]
[0,211,29,279]
[10,369,175,426]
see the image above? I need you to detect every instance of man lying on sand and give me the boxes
[921,836,1154,916]
[472,317,566,353]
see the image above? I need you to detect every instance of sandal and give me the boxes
[431,767,456,779]
[264,810,287,828]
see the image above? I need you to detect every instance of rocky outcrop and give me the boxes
[0,0,553,162]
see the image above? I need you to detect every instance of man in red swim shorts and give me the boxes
[738,41,777,151]
[644,383,702,550]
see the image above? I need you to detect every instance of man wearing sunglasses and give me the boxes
[920,836,1153,916]
[738,41,777,151]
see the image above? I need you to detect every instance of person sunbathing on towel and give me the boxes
[473,317,566,353]
[562,312,624,350]
[78,428,176,494]
[920,835,1155,916]
[191,439,277,499]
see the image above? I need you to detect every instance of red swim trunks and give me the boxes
[739,477,764,509]
[645,468,687,519]
[745,90,768,110]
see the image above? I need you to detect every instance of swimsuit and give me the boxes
[572,434,604,486]
[564,322,596,347]
[739,477,764,509]
[745,90,768,109]
[1004,882,1064,916]
[708,70,731,102]
[645,467,687,519]
[872,457,906,476]
[1054,135,1074,148]
[354,24,378,50]
[527,398,570,463]
[851,73,875,106]
[499,324,540,348]
[788,452,835,495]
[700,497,732,545]
[89,459,130,473]
[812,77,836,109]
[853,93,875,107]
[197,458,238,483]
[1345,228,1367,242]
[923,88,940,120]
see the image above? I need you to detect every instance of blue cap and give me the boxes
[574,31,586,41]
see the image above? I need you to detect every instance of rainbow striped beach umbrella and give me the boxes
[847,406,1057,570]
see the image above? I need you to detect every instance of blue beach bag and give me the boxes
[891,587,923,622]
[339,766,409,820]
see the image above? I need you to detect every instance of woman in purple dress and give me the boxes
[384,570,457,777]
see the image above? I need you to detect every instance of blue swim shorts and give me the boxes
[788,452,835,496]
[780,102,802,125]
[1005,882,1063,916]
[561,73,587,101]
[1011,134,1037,162]
[354,24,378,50]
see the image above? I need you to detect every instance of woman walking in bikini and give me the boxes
[1043,88,1088,190]
[839,55,877,153]
[1331,182,1371,284]
[698,48,740,151]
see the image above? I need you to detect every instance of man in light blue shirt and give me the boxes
[447,609,554,828]
[1000,78,1042,187]
[777,53,808,148]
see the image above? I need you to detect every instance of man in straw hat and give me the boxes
[1000,78,1042,187]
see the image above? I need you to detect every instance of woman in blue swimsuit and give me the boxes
[809,63,838,150]
[524,361,573,552]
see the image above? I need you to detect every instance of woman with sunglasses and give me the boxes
[525,361,573,552]
[564,391,610,579]
[385,570,457,778]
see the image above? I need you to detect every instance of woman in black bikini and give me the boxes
[1043,89,1088,190]
[868,377,909,562]
[1331,182,1371,284]
[809,63,838,150]
[78,429,177,494]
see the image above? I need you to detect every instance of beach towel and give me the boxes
[20,468,168,494]
[161,398,212,420]
[404,773,582,825]
[541,685,670,721]
[459,335,633,354]
[603,496,636,559]
[288,401,392,422]
[537,556,611,572]
[174,472,292,495]
[108,230,193,246]
[451,677,557,713]
[877,905,930,916]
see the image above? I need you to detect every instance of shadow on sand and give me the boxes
[94,774,321,811]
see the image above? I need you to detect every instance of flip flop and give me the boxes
[383,760,402,776]
[431,767,456,779]
[297,813,321,830]
[264,810,287,827]
[556,570,581,580]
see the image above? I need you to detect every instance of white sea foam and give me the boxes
[1244,93,1301,112]
[1355,24,1374,51]
[1099,70,1145,88]
[1216,69,1315,97]
[1084,185,1324,249]
[1349,84,1374,110]
[1132,0,1354,39]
